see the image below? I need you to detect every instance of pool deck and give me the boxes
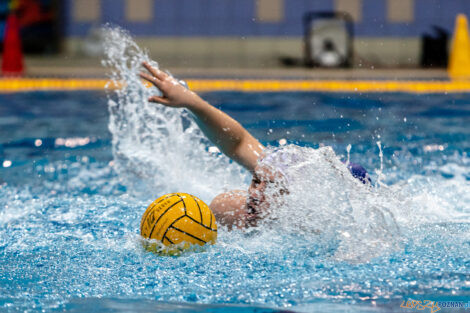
[1,56,469,93]
[24,56,449,80]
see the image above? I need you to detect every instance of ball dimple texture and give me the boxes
[140,193,217,250]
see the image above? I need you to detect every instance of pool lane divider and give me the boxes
[1,78,470,93]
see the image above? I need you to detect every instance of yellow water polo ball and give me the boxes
[140,193,217,253]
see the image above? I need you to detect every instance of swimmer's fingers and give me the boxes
[139,72,163,89]
[140,72,179,106]
[148,95,170,105]
[142,62,167,81]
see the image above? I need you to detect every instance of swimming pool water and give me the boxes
[0,90,469,312]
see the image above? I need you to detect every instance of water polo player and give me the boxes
[139,62,370,229]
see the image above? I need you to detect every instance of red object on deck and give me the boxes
[2,13,24,76]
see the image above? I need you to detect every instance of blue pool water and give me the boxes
[0,90,469,312]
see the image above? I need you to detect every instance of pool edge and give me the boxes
[1,78,470,93]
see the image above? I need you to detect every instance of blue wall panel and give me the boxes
[356,0,386,37]
[153,0,177,36]
[63,0,470,37]
[101,0,124,25]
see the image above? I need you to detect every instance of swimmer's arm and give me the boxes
[139,62,264,172]
[189,99,265,171]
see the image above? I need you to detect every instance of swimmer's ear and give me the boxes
[148,96,170,105]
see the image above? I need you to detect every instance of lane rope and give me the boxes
[1,78,470,93]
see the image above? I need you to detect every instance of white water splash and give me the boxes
[346,144,351,165]
[257,145,402,262]
[101,27,405,262]
[375,141,385,187]
[102,26,249,202]
[101,26,470,263]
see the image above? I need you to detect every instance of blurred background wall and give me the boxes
[3,0,469,68]
[0,0,60,53]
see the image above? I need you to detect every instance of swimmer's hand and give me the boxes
[139,62,203,108]
[140,61,264,171]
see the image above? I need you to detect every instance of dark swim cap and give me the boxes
[346,162,371,184]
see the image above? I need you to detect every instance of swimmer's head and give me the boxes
[246,163,289,225]
[346,162,371,184]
